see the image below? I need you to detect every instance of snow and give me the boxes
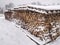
[37,26,45,31]
[27,8,47,13]
[27,5,60,10]
[0,14,36,45]
[0,14,4,17]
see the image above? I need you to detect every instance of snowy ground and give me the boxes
[0,14,4,17]
[0,14,60,45]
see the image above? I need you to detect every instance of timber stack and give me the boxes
[4,5,60,44]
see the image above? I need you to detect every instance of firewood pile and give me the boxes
[4,8,60,44]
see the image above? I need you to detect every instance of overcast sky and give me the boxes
[0,0,60,7]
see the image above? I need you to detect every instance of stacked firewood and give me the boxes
[4,9,60,44]
[4,10,13,21]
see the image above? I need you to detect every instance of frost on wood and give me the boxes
[4,5,60,45]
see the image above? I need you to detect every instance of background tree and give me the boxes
[5,2,15,10]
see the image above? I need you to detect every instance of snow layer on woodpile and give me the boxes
[12,4,60,11]
[27,8,47,13]
[27,5,60,10]
[9,4,60,14]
